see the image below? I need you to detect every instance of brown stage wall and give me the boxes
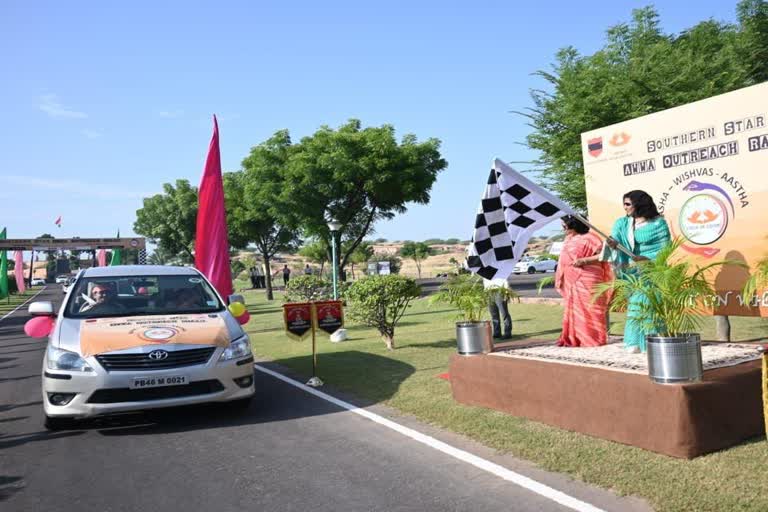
[449,352,764,458]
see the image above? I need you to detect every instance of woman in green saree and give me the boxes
[604,190,671,353]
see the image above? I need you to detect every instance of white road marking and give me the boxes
[0,286,47,323]
[254,363,605,512]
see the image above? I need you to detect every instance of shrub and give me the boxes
[231,260,246,280]
[284,275,334,302]
[345,275,420,350]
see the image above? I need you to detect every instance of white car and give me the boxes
[30,265,255,430]
[55,275,70,284]
[513,256,558,274]
[31,277,46,286]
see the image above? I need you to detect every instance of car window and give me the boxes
[64,274,225,318]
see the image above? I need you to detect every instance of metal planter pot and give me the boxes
[456,321,493,355]
[646,333,703,384]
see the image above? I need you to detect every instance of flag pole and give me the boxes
[570,212,636,260]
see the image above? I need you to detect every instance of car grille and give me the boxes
[86,379,224,404]
[95,347,217,371]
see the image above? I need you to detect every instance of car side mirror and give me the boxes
[28,301,55,317]
[228,294,245,305]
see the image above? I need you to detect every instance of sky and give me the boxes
[0,0,743,245]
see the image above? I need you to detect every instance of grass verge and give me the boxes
[0,286,45,316]
[240,282,768,512]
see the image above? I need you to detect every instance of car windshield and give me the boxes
[64,274,224,318]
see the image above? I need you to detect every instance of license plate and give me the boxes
[129,375,188,389]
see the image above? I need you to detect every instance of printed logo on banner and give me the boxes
[587,137,603,157]
[283,303,313,339]
[314,300,344,335]
[609,132,631,146]
[656,167,749,259]
[140,327,179,342]
[678,194,730,246]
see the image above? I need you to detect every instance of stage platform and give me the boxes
[449,341,765,459]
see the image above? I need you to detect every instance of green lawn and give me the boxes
[0,286,45,316]
[240,282,768,512]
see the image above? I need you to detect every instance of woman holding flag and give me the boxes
[554,215,613,347]
[604,190,671,353]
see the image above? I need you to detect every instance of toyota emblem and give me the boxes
[148,350,169,360]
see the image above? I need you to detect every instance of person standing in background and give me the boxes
[282,264,291,287]
[484,277,512,340]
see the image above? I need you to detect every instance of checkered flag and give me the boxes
[138,249,147,265]
[466,159,576,280]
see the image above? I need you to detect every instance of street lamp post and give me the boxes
[327,219,342,300]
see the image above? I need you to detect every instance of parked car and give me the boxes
[55,275,70,284]
[513,256,558,274]
[29,265,255,430]
[31,277,46,286]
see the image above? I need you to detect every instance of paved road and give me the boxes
[0,287,645,512]
[417,273,559,299]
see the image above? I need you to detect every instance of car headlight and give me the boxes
[219,336,252,361]
[47,346,93,372]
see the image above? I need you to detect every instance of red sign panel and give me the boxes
[283,302,313,340]
[314,300,344,335]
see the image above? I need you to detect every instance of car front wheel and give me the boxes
[224,397,252,411]
[44,415,76,431]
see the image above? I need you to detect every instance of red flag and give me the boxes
[97,249,107,267]
[14,251,26,294]
[54,216,62,228]
[194,115,233,300]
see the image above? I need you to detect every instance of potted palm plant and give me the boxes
[594,238,739,383]
[742,256,768,305]
[431,273,519,355]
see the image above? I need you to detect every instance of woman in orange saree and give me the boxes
[554,215,613,347]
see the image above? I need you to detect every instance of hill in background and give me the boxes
[249,233,564,279]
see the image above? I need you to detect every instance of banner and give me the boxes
[582,82,768,316]
[80,314,230,357]
[283,302,313,340]
[314,300,344,334]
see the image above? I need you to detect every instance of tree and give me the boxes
[521,2,768,210]
[737,0,768,83]
[298,240,329,275]
[230,259,246,281]
[399,241,434,279]
[345,275,420,350]
[134,180,198,261]
[347,241,374,280]
[232,131,302,301]
[68,253,80,270]
[276,119,447,276]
